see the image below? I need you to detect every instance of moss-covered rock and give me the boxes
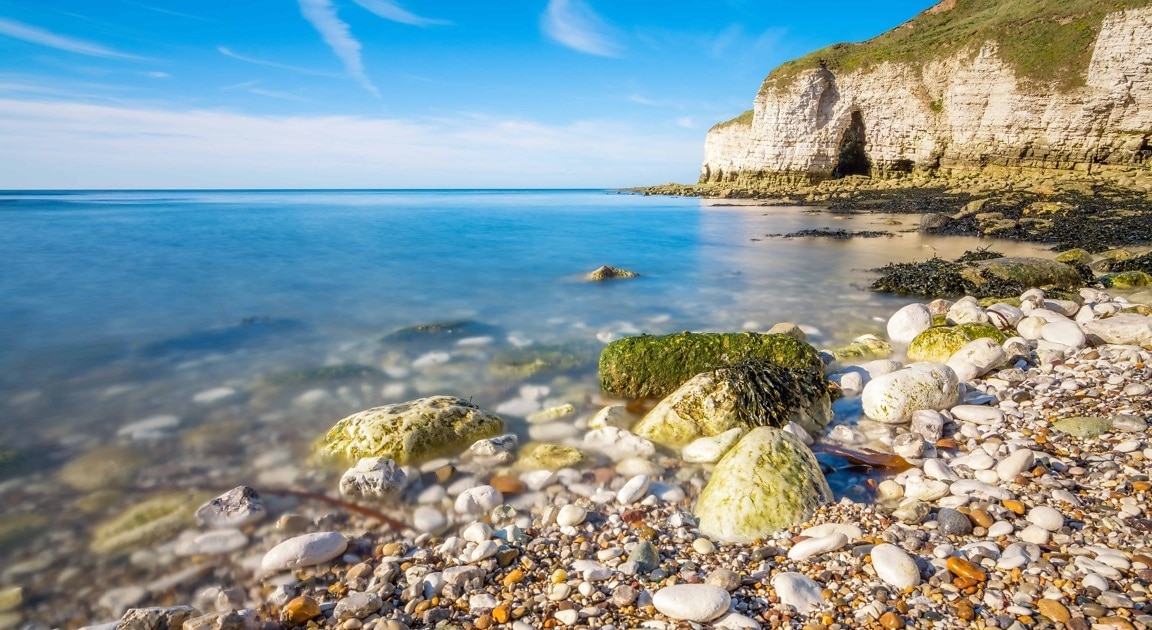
[1051,416,1112,438]
[1055,249,1093,265]
[907,324,1006,364]
[633,360,831,448]
[59,445,151,492]
[1100,271,1152,290]
[828,335,891,361]
[91,492,203,555]
[316,396,505,465]
[489,343,598,379]
[599,332,823,400]
[964,257,1083,292]
[586,265,639,281]
[977,296,1022,308]
[694,427,831,544]
[515,442,592,470]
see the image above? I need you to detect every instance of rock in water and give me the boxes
[861,363,959,424]
[964,257,1083,291]
[598,332,824,400]
[339,457,407,499]
[195,486,267,529]
[316,396,505,465]
[632,360,831,448]
[651,584,731,622]
[887,303,933,344]
[585,265,639,281]
[694,427,831,544]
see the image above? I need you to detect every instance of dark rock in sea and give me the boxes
[139,318,308,358]
[379,320,497,344]
[257,363,380,387]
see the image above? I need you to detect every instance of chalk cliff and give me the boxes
[702,1,1152,184]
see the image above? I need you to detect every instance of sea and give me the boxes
[0,189,1056,618]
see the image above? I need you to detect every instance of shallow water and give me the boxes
[0,189,1058,617]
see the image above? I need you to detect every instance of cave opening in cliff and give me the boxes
[832,110,871,178]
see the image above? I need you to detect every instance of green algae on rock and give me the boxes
[828,335,892,361]
[694,427,831,544]
[379,320,495,344]
[1055,249,1094,265]
[1051,416,1113,438]
[633,360,831,448]
[257,364,380,387]
[907,323,1006,364]
[1100,271,1152,289]
[316,396,505,465]
[598,332,823,400]
[515,442,593,471]
[91,492,204,555]
[964,257,1083,292]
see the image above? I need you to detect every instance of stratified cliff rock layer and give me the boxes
[703,1,1152,184]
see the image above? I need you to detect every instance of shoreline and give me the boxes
[56,280,1152,630]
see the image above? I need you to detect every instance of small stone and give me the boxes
[611,584,638,607]
[334,592,382,620]
[281,596,321,626]
[616,475,650,505]
[946,556,987,582]
[195,486,266,529]
[554,609,579,625]
[692,537,716,555]
[787,533,848,561]
[706,568,742,592]
[454,485,504,515]
[339,457,407,499]
[1002,499,1026,515]
[651,584,731,622]
[488,475,526,495]
[1037,599,1071,623]
[870,544,921,589]
[1019,524,1051,544]
[956,600,975,621]
[770,572,826,614]
[1026,506,1064,531]
[879,611,905,629]
[261,532,347,574]
[628,540,660,574]
[556,504,587,527]
[937,509,973,536]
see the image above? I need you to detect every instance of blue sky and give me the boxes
[0,0,936,188]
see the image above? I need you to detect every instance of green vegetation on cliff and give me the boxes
[710,109,754,132]
[761,0,1151,94]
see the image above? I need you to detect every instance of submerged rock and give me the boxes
[599,331,824,400]
[91,492,203,555]
[632,359,831,448]
[59,445,151,492]
[516,442,592,470]
[489,343,598,379]
[257,364,379,387]
[316,396,505,465]
[964,257,1083,292]
[380,320,495,344]
[828,334,892,361]
[695,427,831,544]
[585,265,639,281]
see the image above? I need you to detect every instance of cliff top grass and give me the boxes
[760,0,1151,96]
[710,109,754,132]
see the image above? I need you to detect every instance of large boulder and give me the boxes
[694,427,831,544]
[962,257,1083,291]
[861,363,960,424]
[906,323,1006,364]
[316,396,505,465]
[632,361,831,448]
[1082,314,1152,349]
[599,332,823,399]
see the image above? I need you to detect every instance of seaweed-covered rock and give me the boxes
[694,427,831,544]
[599,332,823,400]
[1055,249,1093,265]
[316,396,505,465]
[871,257,976,298]
[632,360,831,448]
[964,257,1083,292]
[1100,271,1152,289]
[861,363,960,424]
[586,265,639,281]
[489,343,598,379]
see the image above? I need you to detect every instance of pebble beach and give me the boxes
[6,264,1144,630]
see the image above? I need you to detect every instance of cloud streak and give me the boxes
[297,0,380,97]
[541,0,622,57]
[350,0,449,27]
[0,99,700,188]
[217,46,342,78]
[0,17,144,60]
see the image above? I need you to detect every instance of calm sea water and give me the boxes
[0,190,1057,619]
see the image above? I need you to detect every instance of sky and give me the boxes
[0,0,938,189]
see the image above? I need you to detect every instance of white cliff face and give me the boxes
[702,6,1152,183]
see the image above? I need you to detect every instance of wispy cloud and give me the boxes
[217,46,342,78]
[350,0,449,27]
[122,2,208,21]
[628,94,658,106]
[142,71,170,79]
[541,0,622,57]
[676,117,695,129]
[248,88,310,102]
[0,99,700,188]
[297,0,380,98]
[0,17,144,60]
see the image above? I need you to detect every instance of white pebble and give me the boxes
[1026,506,1064,532]
[787,533,848,562]
[870,543,921,589]
[771,572,827,614]
[260,532,347,574]
[616,475,650,505]
[454,485,503,515]
[556,504,587,527]
[651,584,731,622]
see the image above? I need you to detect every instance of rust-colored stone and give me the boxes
[947,556,987,582]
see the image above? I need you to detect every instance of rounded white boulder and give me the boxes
[887,303,933,345]
[861,363,959,424]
